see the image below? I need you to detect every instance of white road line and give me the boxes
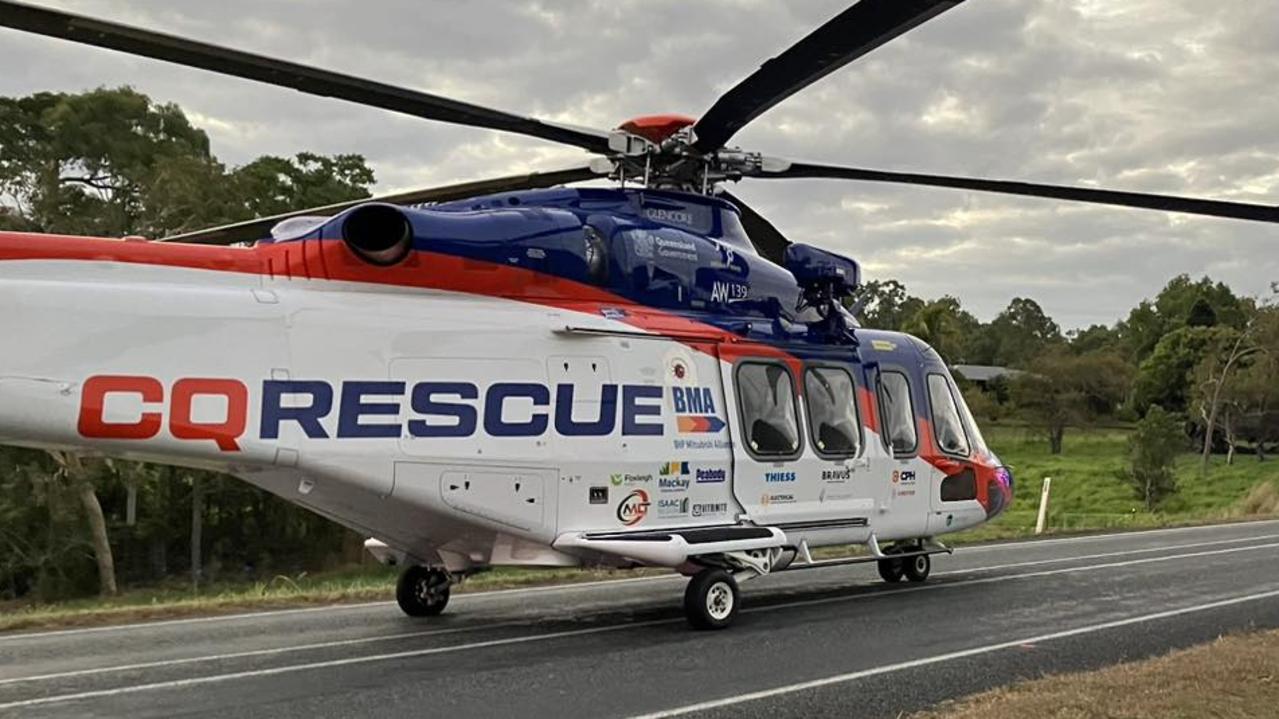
[932,532,1279,577]
[0,621,525,687]
[1,540,1276,710]
[957,517,1279,552]
[629,586,1279,718]
[5,519,1275,643]
[751,541,1279,615]
[0,573,680,643]
[3,532,1271,686]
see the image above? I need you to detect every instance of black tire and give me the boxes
[683,568,740,630]
[877,557,905,583]
[903,553,931,583]
[396,566,451,617]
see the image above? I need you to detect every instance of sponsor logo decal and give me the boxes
[611,472,653,487]
[658,476,690,493]
[616,490,650,526]
[760,493,796,506]
[764,471,796,483]
[692,501,728,518]
[600,307,627,320]
[589,486,608,505]
[658,461,691,492]
[671,386,726,434]
[891,469,917,484]
[695,467,727,483]
[644,208,694,226]
[821,467,852,483]
[657,497,690,518]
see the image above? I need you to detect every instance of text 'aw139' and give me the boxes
[3,0,1276,628]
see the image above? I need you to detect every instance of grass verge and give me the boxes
[910,628,1279,719]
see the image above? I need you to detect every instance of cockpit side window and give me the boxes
[877,371,918,456]
[804,366,861,458]
[736,362,802,458]
[928,374,971,457]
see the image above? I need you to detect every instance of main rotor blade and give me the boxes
[692,0,964,153]
[0,1,611,154]
[716,188,791,265]
[751,160,1279,224]
[162,165,602,245]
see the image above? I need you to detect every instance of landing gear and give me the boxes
[903,553,931,582]
[877,544,932,584]
[877,555,905,583]
[683,568,740,630]
[396,565,451,617]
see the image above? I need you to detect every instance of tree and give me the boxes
[986,297,1064,367]
[1131,325,1238,415]
[1122,406,1184,510]
[48,453,117,596]
[901,296,978,363]
[1191,320,1263,471]
[0,87,374,238]
[849,279,926,331]
[1009,351,1132,454]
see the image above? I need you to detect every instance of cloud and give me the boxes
[2,0,1276,328]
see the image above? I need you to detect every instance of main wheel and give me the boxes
[877,556,905,583]
[396,565,451,617]
[683,568,739,630]
[903,553,931,583]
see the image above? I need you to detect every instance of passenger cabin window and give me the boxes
[736,363,801,457]
[928,374,971,457]
[878,371,917,455]
[804,367,861,458]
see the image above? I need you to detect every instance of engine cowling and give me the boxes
[341,204,413,265]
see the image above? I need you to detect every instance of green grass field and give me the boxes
[960,424,1279,541]
[3,424,1277,632]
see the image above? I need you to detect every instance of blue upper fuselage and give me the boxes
[292,186,863,355]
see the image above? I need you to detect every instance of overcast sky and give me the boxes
[3,0,1277,329]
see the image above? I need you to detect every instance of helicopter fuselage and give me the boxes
[0,187,1011,574]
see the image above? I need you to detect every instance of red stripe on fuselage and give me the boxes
[0,232,803,373]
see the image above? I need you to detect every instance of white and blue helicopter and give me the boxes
[1,0,1274,628]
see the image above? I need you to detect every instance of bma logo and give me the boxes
[671,386,725,434]
[764,471,796,483]
[616,490,650,526]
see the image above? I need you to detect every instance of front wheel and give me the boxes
[684,568,740,630]
[396,565,451,617]
[903,553,931,583]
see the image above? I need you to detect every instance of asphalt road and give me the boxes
[3,519,1279,719]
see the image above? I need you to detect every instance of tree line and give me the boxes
[1,87,1275,602]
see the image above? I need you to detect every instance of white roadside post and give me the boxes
[1035,477,1053,535]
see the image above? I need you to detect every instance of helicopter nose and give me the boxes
[981,464,1014,519]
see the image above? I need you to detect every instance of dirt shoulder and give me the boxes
[912,628,1279,719]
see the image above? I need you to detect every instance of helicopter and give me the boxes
[1,0,1277,630]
